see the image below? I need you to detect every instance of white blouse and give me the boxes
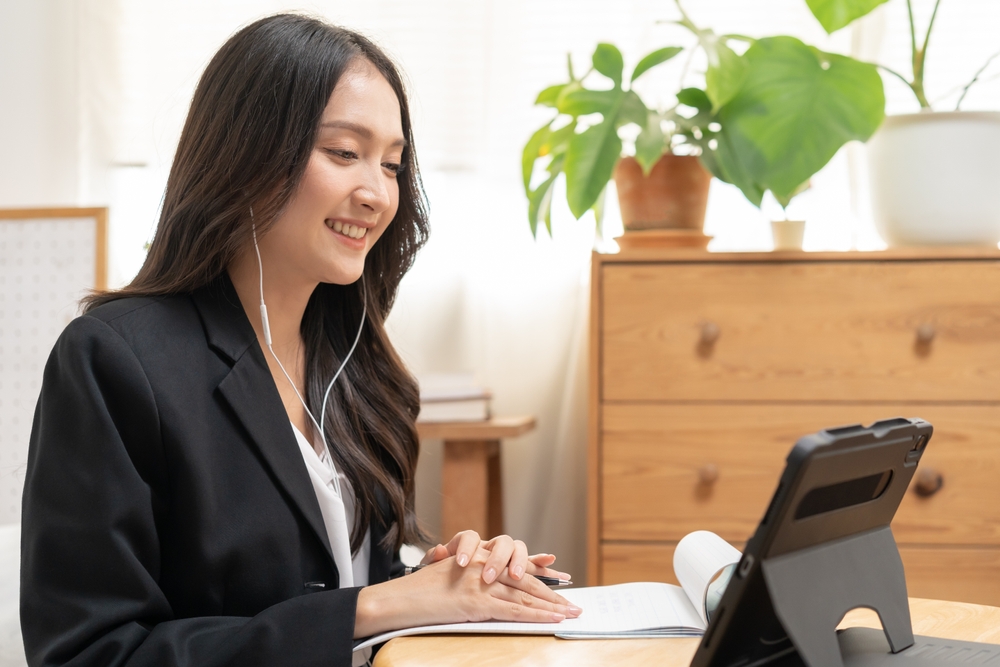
[290,423,371,587]
[291,423,373,667]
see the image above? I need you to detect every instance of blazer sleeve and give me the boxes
[21,315,363,667]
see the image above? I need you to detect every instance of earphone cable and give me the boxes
[251,216,365,500]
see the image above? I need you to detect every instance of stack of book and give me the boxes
[417,373,491,423]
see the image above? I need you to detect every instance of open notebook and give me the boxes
[354,531,741,653]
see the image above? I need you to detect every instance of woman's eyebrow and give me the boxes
[320,120,407,148]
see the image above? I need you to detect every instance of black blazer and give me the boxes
[20,275,403,667]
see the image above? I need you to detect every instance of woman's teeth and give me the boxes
[328,220,368,239]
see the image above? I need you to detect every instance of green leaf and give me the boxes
[676,87,712,112]
[617,91,647,127]
[591,186,607,236]
[715,36,885,205]
[545,122,577,159]
[528,173,558,237]
[522,123,551,194]
[631,46,683,84]
[592,43,624,89]
[564,116,623,218]
[806,0,890,34]
[705,39,748,111]
[712,129,766,207]
[557,88,619,117]
[535,84,565,107]
[635,112,666,175]
[774,180,812,208]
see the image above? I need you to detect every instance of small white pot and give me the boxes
[867,111,1000,246]
[771,220,805,251]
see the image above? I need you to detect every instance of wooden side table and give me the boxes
[416,416,536,540]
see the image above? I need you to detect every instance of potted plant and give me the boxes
[522,1,887,251]
[671,3,885,249]
[521,43,716,247]
[808,0,1000,246]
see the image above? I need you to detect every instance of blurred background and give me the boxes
[2,0,1000,585]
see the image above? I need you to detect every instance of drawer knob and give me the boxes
[698,463,719,485]
[915,323,936,345]
[913,467,943,497]
[700,322,721,345]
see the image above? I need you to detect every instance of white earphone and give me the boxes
[251,210,367,497]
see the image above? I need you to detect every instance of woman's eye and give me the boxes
[382,162,402,176]
[326,149,358,161]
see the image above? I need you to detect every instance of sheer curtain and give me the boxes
[80,0,1000,579]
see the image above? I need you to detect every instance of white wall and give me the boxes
[0,1,80,207]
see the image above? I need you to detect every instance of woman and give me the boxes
[20,14,579,667]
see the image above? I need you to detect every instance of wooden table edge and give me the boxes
[373,597,1000,667]
[416,416,537,440]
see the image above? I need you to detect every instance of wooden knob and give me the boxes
[916,323,936,345]
[701,322,721,345]
[914,467,943,497]
[698,463,719,485]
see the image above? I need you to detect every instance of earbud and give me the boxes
[250,208,367,498]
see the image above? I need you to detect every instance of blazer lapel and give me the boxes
[192,275,336,569]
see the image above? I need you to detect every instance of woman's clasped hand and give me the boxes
[419,530,572,583]
[355,534,582,639]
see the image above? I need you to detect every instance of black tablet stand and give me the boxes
[760,525,913,667]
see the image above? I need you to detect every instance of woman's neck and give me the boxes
[228,245,323,448]
[228,247,316,352]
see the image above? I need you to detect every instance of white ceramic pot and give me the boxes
[867,111,1000,246]
[771,220,805,251]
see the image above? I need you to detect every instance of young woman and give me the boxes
[20,14,579,667]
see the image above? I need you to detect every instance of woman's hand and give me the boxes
[420,530,571,584]
[355,548,582,639]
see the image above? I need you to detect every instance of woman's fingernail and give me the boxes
[484,567,497,583]
[513,565,524,579]
[551,612,566,622]
[457,553,469,567]
[568,605,583,616]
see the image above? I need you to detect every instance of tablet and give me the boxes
[690,417,933,667]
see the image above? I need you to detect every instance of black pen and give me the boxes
[404,564,572,587]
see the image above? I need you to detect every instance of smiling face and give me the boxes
[258,59,405,288]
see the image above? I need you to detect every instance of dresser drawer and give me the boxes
[601,261,1000,402]
[899,546,1000,606]
[599,542,1000,607]
[601,404,1000,545]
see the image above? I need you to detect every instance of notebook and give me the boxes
[353,531,741,653]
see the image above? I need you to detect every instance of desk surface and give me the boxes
[373,598,1000,667]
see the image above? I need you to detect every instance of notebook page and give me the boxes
[354,582,705,652]
[673,531,743,626]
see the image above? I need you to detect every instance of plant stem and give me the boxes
[673,0,697,32]
[955,47,1000,110]
[876,63,924,102]
[906,0,918,62]
[907,0,940,109]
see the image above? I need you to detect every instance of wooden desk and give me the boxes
[373,598,1000,667]
[416,417,536,540]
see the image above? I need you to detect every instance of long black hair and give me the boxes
[85,14,429,552]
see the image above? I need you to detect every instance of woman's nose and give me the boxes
[354,161,392,213]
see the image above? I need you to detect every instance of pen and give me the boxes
[404,564,572,587]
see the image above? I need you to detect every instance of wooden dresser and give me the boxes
[588,247,1000,605]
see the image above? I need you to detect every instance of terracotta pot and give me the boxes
[614,154,712,231]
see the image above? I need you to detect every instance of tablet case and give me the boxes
[691,417,934,667]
